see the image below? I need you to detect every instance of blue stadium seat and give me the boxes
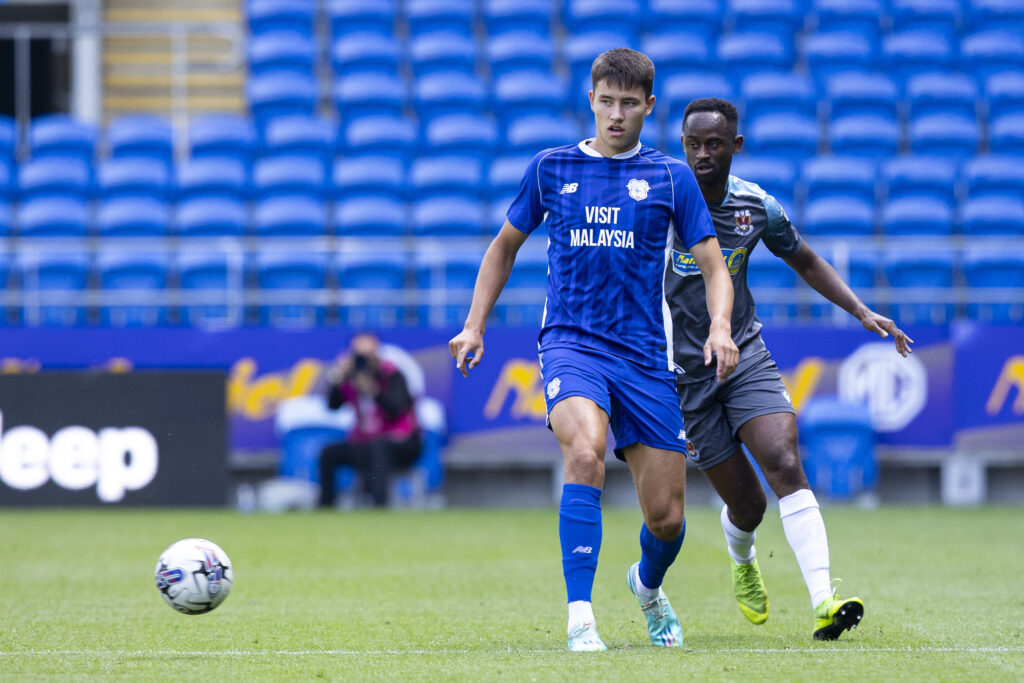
[740,72,818,123]
[337,250,408,327]
[493,71,568,122]
[644,0,722,37]
[483,0,551,36]
[18,251,90,326]
[0,247,9,317]
[487,32,555,77]
[333,72,405,120]
[254,250,328,327]
[488,194,516,232]
[17,198,90,237]
[409,31,477,76]
[0,200,10,238]
[248,0,315,36]
[176,157,249,201]
[0,114,14,162]
[189,114,257,162]
[410,156,484,200]
[802,155,877,204]
[986,71,1024,120]
[506,115,580,153]
[499,245,547,325]
[332,156,405,200]
[0,159,11,201]
[97,249,170,327]
[963,247,1024,323]
[881,155,958,202]
[968,0,1024,34]
[96,157,170,200]
[813,246,877,318]
[253,155,326,199]
[413,72,488,123]
[564,0,642,39]
[960,194,1024,234]
[28,114,97,163]
[890,0,961,36]
[802,31,875,84]
[412,196,485,236]
[799,397,877,500]
[254,196,327,236]
[326,0,395,36]
[990,114,1024,154]
[423,114,498,162]
[745,113,820,161]
[564,31,636,97]
[662,73,734,122]
[727,0,804,37]
[906,72,978,120]
[178,250,244,328]
[248,71,318,123]
[883,249,955,325]
[746,246,798,322]
[962,155,1024,198]
[97,198,171,237]
[106,115,174,167]
[639,33,711,80]
[17,157,91,201]
[803,196,875,235]
[813,0,884,37]
[414,246,484,326]
[881,196,954,235]
[880,30,954,85]
[825,72,899,121]
[176,197,247,237]
[406,0,474,37]
[728,156,798,210]
[262,115,337,169]
[340,115,417,163]
[829,115,901,158]
[249,31,316,75]
[908,112,980,158]
[489,155,533,197]
[333,196,406,236]
[960,31,1024,80]
[717,32,794,81]
[330,32,400,76]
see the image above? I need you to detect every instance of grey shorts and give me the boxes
[676,347,795,471]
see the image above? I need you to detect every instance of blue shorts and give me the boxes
[539,345,688,460]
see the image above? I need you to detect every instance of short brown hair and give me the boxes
[591,48,655,99]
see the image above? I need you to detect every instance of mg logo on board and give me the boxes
[837,343,928,432]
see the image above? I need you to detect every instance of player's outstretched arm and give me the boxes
[785,242,914,357]
[691,235,739,381]
[448,221,529,377]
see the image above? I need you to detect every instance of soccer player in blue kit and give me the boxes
[669,98,914,640]
[449,50,739,651]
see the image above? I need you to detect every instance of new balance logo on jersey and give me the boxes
[561,183,579,194]
[572,546,593,554]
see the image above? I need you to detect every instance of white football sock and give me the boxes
[631,563,659,602]
[567,600,596,634]
[779,488,833,609]
[721,504,757,564]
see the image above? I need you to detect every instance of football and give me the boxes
[154,538,234,615]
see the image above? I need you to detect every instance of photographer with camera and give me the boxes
[317,333,421,508]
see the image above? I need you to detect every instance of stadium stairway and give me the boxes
[102,0,246,121]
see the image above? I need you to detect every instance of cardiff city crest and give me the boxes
[627,178,650,201]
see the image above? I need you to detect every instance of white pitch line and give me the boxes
[1,646,1022,657]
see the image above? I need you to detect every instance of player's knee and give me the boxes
[761,448,807,492]
[730,492,767,530]
[563,447,605,486]
[645,508,685,541]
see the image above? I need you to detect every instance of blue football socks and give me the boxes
[559,483,603,603]
[638,519,685,590]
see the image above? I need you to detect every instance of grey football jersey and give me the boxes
[665,175,802,383]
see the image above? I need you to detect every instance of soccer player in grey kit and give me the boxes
[665,98,914,640]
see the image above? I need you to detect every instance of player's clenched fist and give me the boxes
[449,328,484,378]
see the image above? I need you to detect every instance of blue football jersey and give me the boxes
[506,140,715,370]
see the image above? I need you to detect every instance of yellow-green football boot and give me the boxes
[731,558,769,624]
[813,581,864,641]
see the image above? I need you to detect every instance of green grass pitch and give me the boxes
[1,504,1022,681]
